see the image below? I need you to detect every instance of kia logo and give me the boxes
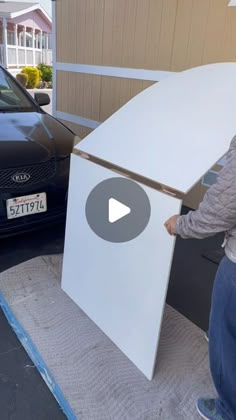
[12,173,31,183]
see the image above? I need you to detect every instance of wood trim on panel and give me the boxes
[55,62,176,82]
[74,149,185,200]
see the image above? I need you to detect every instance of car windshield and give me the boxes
[0,68,35,112]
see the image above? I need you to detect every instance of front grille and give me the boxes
[0,159,56,189]
[0,204,66,237]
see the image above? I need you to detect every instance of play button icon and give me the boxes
[85,177,151,243]
[109,198,131,223]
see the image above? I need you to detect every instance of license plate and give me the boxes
[6,193,47,219]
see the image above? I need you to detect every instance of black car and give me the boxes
[0,65,77,237]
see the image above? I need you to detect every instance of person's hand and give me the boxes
[164,215,179,236]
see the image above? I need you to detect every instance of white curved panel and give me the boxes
[77,63,236,193]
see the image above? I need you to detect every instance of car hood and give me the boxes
[0,112,74,169]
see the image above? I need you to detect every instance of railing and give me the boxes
[0,45,5,67]
[42,49,52,66]
[6,45,52,67]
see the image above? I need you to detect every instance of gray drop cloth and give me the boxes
[0,255,215,419]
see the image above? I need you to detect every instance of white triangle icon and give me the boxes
[109,198,131,223]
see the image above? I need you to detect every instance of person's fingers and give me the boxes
[164,220,170,229]
[165,223,172,235]
[171,227,176,235]
[167,222,176,236]
[164,218,171,227]
[164,215,178,236]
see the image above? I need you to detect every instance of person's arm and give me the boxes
[166,137,236,239]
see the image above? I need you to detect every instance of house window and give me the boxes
[0,28,3,44]
[7,30,15,45]
[35,34,40,49]
[42,33,46,49]
[26,33,32,48]
[18,31,24,47]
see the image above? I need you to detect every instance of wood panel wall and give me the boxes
[57,0,236,68]
[57,72,153,123]
[56,0,236,208]
[56,0,236,126]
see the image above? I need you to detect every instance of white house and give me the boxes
[7,0,51,17]
[0,1,52,70]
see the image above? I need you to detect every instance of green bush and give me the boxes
[16,73,28,88]
[21,66,40,88]
[37,64,53,83]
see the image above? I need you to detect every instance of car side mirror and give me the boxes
[34,92,50,106]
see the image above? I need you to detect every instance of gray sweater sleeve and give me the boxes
[175,137,236,239]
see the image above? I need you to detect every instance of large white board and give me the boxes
[62,155,181,380]
[62,63,236,380]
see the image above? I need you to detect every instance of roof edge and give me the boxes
[0,3,51,24]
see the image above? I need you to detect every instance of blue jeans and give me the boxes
[209,256,236,420]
